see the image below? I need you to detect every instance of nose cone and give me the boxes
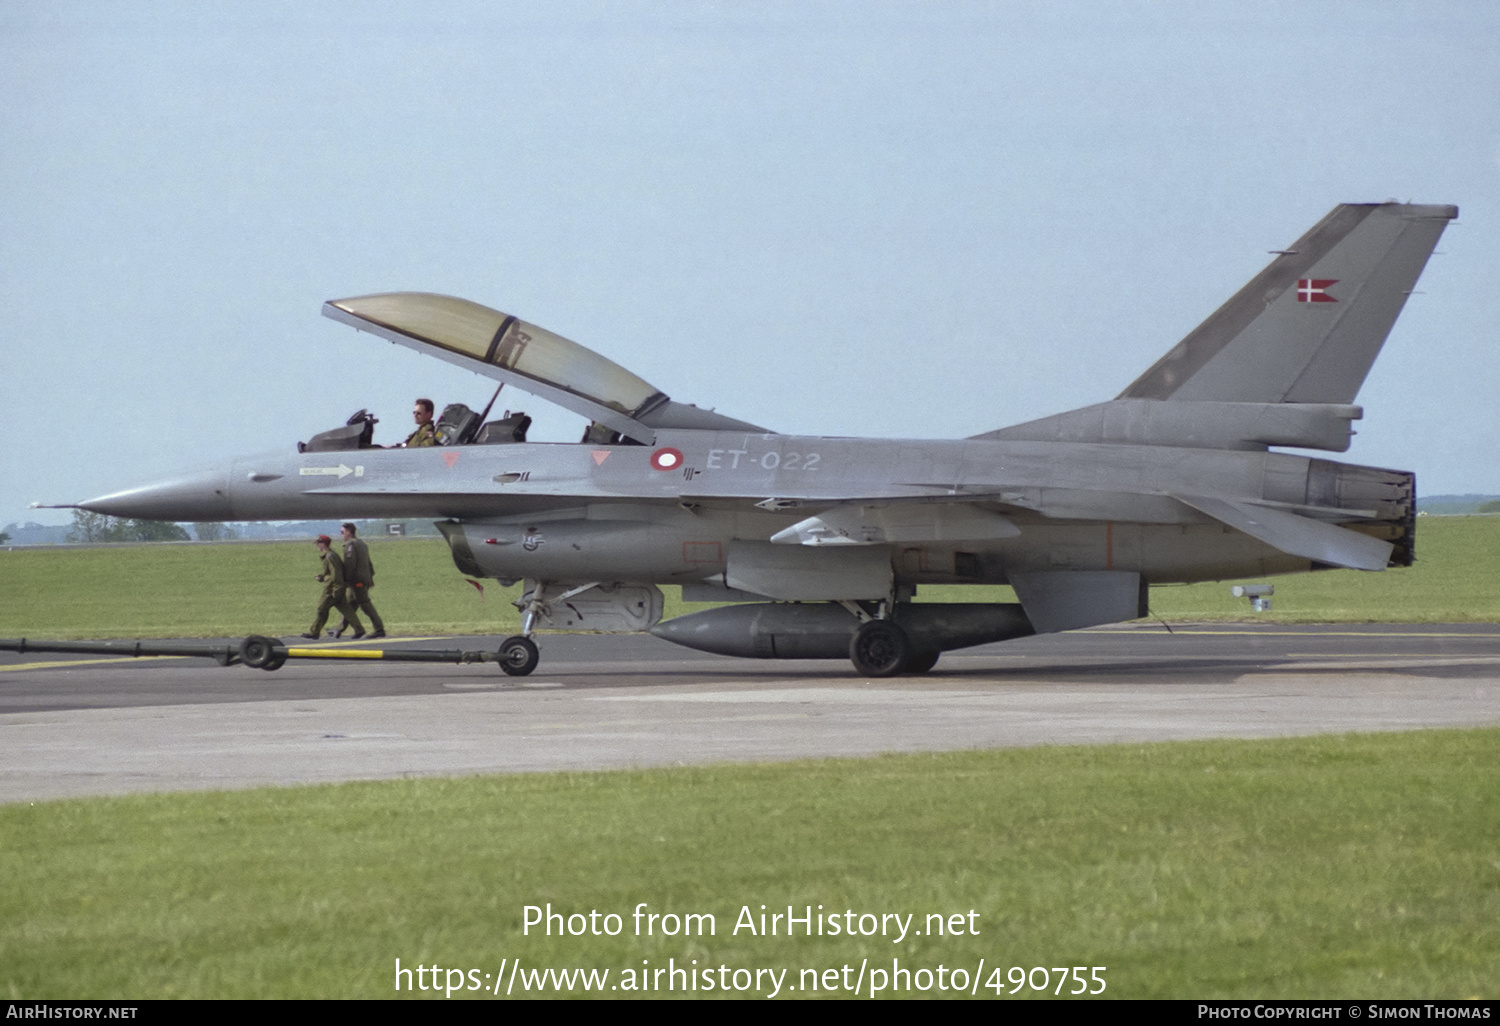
[78,466,234,521]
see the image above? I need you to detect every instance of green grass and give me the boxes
[913,517,1500,622]
[0,539,522,639]
[1,730,1494,999]
[2,517,1497,639]
[3,527,1495,999]
[1148,516,1500,622]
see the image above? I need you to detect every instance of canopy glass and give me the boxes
[324,292,663,419]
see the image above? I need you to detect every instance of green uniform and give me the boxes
[309,548,363,636]
[341,536,386,634]
[405,422,437,447]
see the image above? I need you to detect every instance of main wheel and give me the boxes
[849,620,910,677]
[498,635,540,677]
[903,649,940,675]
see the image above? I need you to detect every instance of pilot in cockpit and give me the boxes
[403,398,438,447]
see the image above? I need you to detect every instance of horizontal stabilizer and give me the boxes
[974,400,1361,451]
[1174,494,1392,571]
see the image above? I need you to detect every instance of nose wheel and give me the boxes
[498,635,540,676]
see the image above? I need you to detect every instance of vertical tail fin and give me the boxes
[1119,203,1456,404]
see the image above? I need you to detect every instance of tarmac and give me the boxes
[3,623,1497,803]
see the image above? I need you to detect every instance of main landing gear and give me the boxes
[847,617,940,677]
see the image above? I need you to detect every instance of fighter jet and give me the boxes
[78,202,1456,677]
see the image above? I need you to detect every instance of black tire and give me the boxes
[903,649,940,675]
[240,634,286,670]
[498,635,540,677]
[849,620,910,677]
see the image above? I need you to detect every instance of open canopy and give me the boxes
[323,292,667,440]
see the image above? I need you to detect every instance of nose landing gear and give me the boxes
[497,635,540,676]
[498,582,550,677]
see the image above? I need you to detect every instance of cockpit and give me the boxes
[300,292,767,453]
[298,404,533,453]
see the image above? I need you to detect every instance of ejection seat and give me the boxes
[473,413,531,444]
[434,404,532,445]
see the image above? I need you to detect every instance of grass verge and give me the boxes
[2,517,1497,639]
[2,730,1495,999]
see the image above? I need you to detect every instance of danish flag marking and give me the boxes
[1297,278,1338,303]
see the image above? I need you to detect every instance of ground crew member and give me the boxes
[303,534,364,640]
[403,398,438,447]
[332,522,387,639]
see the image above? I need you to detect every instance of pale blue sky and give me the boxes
[4,1,1497,528]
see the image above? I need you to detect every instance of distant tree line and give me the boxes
[65,510,238,543]
[1480,500,1500,514]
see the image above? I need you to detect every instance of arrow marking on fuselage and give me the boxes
[299,465,358,479]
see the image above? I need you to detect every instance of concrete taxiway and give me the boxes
[2,624,1497,803]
